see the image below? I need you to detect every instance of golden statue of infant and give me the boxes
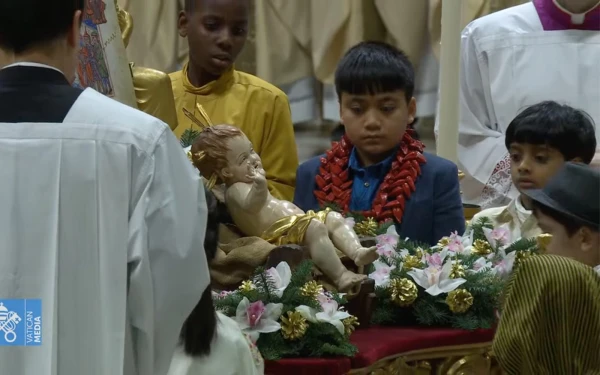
[191,124,378,291]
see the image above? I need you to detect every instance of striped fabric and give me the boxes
[493,255,600,374]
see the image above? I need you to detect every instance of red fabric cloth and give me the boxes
[264,326,495,375]
[350,326,495,368]
[265,358,352,375]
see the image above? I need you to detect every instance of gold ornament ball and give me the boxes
[239,280,256,293]
[354,217,378,237]
[300,280,324,299]
[437,237,451,247]
[390,278,418,307]
[472,239,493,255]
[403,255,422,270]
[446,289,474,314]
[280,311,308,340]
[342,315,360,336]
[449,263,466,279]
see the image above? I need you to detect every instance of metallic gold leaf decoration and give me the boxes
[354,217,379,237]
[342,315,360,336]
[239,280,256,293]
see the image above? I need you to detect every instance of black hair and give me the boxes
[532,201,598,237]
[0,0,85,54]
[334,41,414,101]
[505,101,597,163]
[179,187,225,357]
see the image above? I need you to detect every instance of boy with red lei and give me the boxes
[294,42,465,245]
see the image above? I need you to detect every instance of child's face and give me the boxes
[535,209,600,267]
[509,143,566,192]
[339,91,416,164]
[179,0,249,77]
[221,134,262,184]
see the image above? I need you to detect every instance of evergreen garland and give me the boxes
[213,260,358,360]
[371,219,541,329]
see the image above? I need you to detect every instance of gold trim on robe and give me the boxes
[261,208,331,246]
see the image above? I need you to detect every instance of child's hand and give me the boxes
[247,166,267,185]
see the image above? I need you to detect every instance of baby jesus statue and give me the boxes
[191,124,378,291]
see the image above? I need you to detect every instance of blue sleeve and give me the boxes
[432,163,466,242]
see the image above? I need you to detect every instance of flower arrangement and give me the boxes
[369,217,540,330]
[212,260,359,360]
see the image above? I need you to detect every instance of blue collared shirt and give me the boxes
[348,147,397,211]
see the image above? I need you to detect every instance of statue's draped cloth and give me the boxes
[261,208,330,246]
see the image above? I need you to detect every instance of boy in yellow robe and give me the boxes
[170,0,298,200]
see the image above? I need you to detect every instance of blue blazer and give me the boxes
[293,152,465,246]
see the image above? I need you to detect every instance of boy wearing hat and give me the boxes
[522,162,600,272]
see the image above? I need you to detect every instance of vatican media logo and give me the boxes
[0,299,42,346]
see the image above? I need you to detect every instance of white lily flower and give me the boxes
[493,248,517,277]
[235,297,283,342]
[376,226,400,257]
[397,248,410,258]
[483,224,512,249]
[470,257,493,273]
[423,248,449,267]
[265,261,291,298]
[407,260,466,296]
[368,260,398,287]
[295,305,318,323]
[296,294,350,335]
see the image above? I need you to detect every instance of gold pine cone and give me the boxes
[390,278,418,307]
[403,255,422,270]
[300,280,324,299]
[239,280,256,293]
[446,289,474,314]
[472,239,493,256]
[354,217,378,237]
[280,311,308,340]
[342,315,360,336]
[449,263,466,279]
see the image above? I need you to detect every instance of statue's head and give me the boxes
[191,124,262,186]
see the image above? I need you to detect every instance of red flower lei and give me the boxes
[314,131,426,223]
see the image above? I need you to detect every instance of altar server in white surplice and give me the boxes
[438,0,600,209]
[0,1,209,375]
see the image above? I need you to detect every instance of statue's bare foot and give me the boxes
[336,270,367,292]
[354,246,378,266]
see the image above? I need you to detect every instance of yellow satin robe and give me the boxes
[170,65,298,201]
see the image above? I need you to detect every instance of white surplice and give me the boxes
[437,2,600,208]
[0,88,210,375]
